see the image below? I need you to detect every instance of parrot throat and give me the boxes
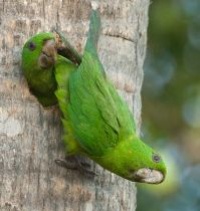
[90,136,164,183]
[28,65,58,107]
[90,136,140,179]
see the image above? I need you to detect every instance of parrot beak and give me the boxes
[132,168,164,184]
[39,39,57,69]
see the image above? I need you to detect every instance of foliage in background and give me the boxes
[138,0,200,210]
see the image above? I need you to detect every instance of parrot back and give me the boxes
[67,52,136,157]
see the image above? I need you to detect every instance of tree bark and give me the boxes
[0,0,149,210]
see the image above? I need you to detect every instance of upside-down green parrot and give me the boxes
[21,8,166,184]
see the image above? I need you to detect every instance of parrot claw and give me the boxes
[55,156,97,177]
[52,29,82,65]
[55,157,77,169]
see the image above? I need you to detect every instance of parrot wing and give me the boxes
[56,9,136,157]
[68,52,136,157]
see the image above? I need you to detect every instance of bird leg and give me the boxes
[53,29,82,65]
[55,155,96,177]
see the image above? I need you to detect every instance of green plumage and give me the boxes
[21,9,166,183]
[22,33,59,106]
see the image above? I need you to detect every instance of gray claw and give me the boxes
[55,156,97,177]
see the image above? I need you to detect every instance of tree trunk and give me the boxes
[0,0,149,210]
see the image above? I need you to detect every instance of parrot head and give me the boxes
[21,32,58,106]
[95,137,166,184]
[128,140,166,184]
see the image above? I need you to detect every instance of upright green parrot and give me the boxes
[21,8,166,184]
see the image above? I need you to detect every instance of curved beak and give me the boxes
[132,168,165,184]
[39,39,57,69]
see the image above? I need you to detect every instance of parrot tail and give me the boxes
[85,9,101,56]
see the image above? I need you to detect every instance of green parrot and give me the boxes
[21,9,166,184]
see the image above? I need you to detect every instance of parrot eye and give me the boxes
[28,42,36,51]
[152,154,161,163]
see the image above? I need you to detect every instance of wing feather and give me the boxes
[68,52,135,156]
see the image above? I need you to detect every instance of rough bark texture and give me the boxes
[0,0,149,210]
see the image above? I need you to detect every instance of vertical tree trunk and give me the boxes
[0,0,149,210]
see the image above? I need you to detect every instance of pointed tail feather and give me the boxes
[85,9,101,56]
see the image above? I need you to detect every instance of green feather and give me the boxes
[22,32,58,106]
[55,55,83,155]
[67,52,135,156]
[55,9,166,183]
[22,9,167,184]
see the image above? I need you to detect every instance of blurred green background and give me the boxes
[137,0,200,210]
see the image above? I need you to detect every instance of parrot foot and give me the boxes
[55,156,97,177]
[52,29,82,65]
